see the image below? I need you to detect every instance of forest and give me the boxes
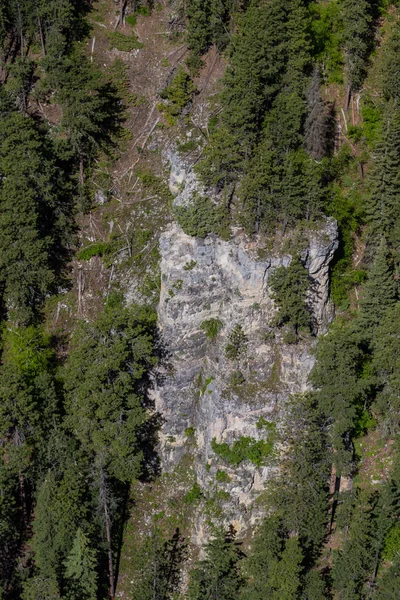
[1,0,400,598]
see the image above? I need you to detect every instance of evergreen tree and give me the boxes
[64,528,98,600]
[304,68,330,160]
[187,527,245,600]
[64,303,157,598]
[269,256,310,336]
[0,112,74,323]
[268,536,303,600]
[382,22,400,102]
[311,323,369,471]
[366,108,400,249]
[133,528,186,600]
[270,393,331,556]
[54,51,124,189]
[199,0,287,188]
[301,570,328,600]
[241,517,284,600]
[186,0,211,73]
[356,237,397,339]
[373,303,400,433]
[342,0,373,95]
[374,558,400,599]
[332,494,377,600]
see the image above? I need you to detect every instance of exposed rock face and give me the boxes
[152,220,338,536]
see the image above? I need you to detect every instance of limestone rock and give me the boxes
[151,218,338,534]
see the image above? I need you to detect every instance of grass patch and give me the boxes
[200,318,223,340]
[211,435,275,467]
[77,241,113,261]
[107,31,143,52]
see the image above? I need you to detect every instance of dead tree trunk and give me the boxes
[114,0,128,29]
[99,466,115,599]
[345,84,352,112]
[38,15,46,56]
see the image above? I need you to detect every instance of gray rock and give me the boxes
[150,218,338,537]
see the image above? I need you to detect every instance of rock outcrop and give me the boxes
[152,219,338,536]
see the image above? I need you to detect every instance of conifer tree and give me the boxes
[199,0,287,188]
[304,68,330,160]
[382,22,400,102]
[366,108,400,248]
[342,0,373,98]
[268,536,303,600]
[269,257,310,335]
[270,393,331,555]
[332,494,377,600]
[241,516,284,600]
[373,303,400,433]
[64,528,98,600]
[374,559,400,600]
[356,237,397,339]
[64,304,157,598]
[187,527,245,600]
[301,570,327,600]
[0,112,74,323]
[311,323,368,471]
[186,0,211,73]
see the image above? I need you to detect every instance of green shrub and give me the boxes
[225,324,247,360]
[177,139,198,153]
[77,242,112,261]
[211,436,275,467]
[174,194,228,238]
[107,31,143,52]
[185,426,196,437]
[256,417,276,432]
[136,5,151,16]
[183,483,202,504]
[125,14,137,27]
[200,318,223,340]
[160,66,196,114]
[229,370,246,387]
[383,524,400,560]
[183,260,197,270]
[215,470,231,483]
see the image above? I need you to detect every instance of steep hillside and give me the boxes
[2,0,400,599]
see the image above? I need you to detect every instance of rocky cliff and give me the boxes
[151,217,338,538]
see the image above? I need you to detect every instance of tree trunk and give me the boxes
[79,157,85,187]
[345,84,351,112]
[38,15,46,56]
[99,466,115,599]
[115,0,127,29]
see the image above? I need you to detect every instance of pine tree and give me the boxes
[366,108,400,249]
[311,322,368,472]
[356,238,397,339]
[0,111,74,323]
[374,559,400,600]
[199,0,287,188]
[301,570,327,600]
[241,517,284,600]
[342,0,373,96]
[373,303,400,433]
[186,0,211,73]
[268,537,303,600]
[304,68,330,160]
[187,527,245,600]
[64,528,98,600]
[269,256,310,335]
[64,303,157,598]
[55,50,124,189]
[382,22,400,102]
[332,494,377,600]
[270,393,331,556]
